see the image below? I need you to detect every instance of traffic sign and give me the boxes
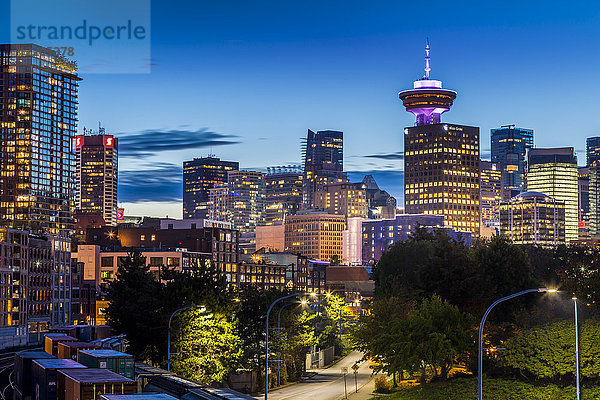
[341,367,348,374]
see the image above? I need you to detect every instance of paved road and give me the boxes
[258,351,375,400]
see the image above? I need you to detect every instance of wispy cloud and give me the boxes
[481,147,491,159]
[119,163,182,203]
[118,128,240,158]
[364,151,404,160]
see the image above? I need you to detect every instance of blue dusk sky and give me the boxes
[3,0,600,218]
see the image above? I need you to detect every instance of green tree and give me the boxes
[497,318,600,381]
[373,227,476,312]
[281,310,318,382]
[352,296,473,381]
[470,235,536,319]
[404,295,474,380]
[105,250,164,362]
[234,287,290,373]
[319,294,354,351]
[105,251,232,366]
[171,307,243,384]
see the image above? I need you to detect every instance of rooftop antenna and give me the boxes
[98,121,105,135]
[424,38,431,80]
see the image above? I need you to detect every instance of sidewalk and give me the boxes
[348,371,377,400]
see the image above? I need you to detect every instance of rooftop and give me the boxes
[58,368,135,383]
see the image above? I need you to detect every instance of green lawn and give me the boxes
[371,378,600,400]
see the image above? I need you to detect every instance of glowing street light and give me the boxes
[478,288,557,400]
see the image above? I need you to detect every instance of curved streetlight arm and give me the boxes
[167,304,205,372]
[478,288,549,400]
[265,293,303,400]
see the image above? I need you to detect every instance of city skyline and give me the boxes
[3,1,600,218]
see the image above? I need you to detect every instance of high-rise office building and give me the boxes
[579,167,590,239]
[490,125,534,197]
[499,191,565,247]
[480,161,503,230]
[302,129,346,209]
[586,137,600,167]
[0,44,79,234]
[399,41,480,235]
[526,148,578,242]
[313,182,368,218]
[587,138,600,237]
[209,170,266,233]
[265,166,303,225]
[75,134,118,226]
[284,213,346,262]
[589,165,600,237]
[183,156,239,220]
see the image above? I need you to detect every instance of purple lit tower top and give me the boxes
[398,39,457,125]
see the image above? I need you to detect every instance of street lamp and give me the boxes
[478,288,557,400]
[167,304,205,371]
[573,297,580,400]
[265,293,303,400]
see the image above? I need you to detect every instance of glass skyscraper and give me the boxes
[183,156,239,219]
[526,148,578,242]
[480,161,503,229]
[209,170,266,233]
[490,125,534,196]
[499,191,565,247]
[586,137,600,167]
[75,134,118,226]
[0,44,79,234]
[265,166,303,225]
[404,123,481,235]
[302,129,346,209]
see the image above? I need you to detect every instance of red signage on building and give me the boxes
[75,136,82,147]
[105,136,114,147]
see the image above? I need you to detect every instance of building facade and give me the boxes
[0,228,72,330]
[209,170,266,233]
[589,165,600,237]
[313,182,368,218]
[480,161,503,230]
[587,137,600,167]
[579,167,590,239]
[81,221,239,283]
[361,214,471,265]
[183,156,239,220]
[526,148,578,242]
[0,44,79,234]
[499,191,566,246]
[265,167,303,225]
[490,125,534,196]
[284,213,346,262]
[302,129,346,209]
[75,134,118,226]
[403,123,481,235]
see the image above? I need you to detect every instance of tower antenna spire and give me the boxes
[424,37,431,79]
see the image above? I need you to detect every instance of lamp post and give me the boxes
[478,288,556,400]
[265,293,303,400]
[573,297,580,400]
[167,304,206,371]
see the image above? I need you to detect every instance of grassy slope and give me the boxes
[372,378,600,400]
